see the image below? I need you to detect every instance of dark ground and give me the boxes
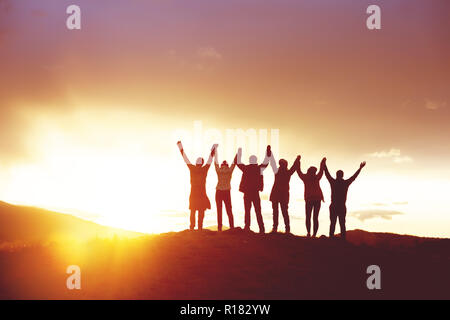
[0,228,449,299]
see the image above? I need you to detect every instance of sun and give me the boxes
[1,114,188,234]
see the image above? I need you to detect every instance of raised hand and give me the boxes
[236,148,243,166]
[360,161,366,169]
[211,144,218,157]
[293,156,300,168]
[266,145,272,157]
[177,141,184,153]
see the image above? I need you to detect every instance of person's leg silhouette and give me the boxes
[305,201,313,236]
[223,191,234,229]
[338,205,347,240]
[281,201,290,233]
[272,201,279,232]
[215,191,223,231]
[253,194,264,233]
[198,210,205,230]
[312,201,321,237]
[190,210,196,230]
[244,193,252,231]
[329,204,337,238]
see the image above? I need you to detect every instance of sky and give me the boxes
[0,0,449,237]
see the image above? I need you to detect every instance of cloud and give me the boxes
[197,47,222,60]
[350,210,404,222]
[393,156,413,163]
[368,148,413,164]
[372,201,408,206]
[372,202,388,206]
[369,149,401,158]
[425,100,447,111]
[167,47,222,71]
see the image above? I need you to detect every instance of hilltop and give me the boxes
[0,201,142,243]
[0,224,448,299]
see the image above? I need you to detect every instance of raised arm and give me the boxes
[177,141,192,166]
[205,144,218,167]
[323,158,334,183]
[230,153,237,172]
[289,156,300,175]
[317,158,326,179]
[236,148,245,171]
[259,145,271,172]
[347,161,366,184]
[214,146,220,171]
[296,156,305,179]
[268,146,278,174]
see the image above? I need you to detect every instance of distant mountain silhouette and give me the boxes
[0,201,142,243]
[345,229,446,248]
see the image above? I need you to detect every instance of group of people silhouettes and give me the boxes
[177,141,366,240]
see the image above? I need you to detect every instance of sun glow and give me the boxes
[1,109,190,234]
[1,108,449,238]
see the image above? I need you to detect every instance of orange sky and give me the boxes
[0,0,449,236]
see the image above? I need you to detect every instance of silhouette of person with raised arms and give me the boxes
[236,146,270,234]
[267,146,300,234]
[214,147,238,231]
[297,156,326,238]
[177,141,217,231]
[323,158,366,240]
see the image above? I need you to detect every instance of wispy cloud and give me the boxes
[167,47,222,71]
[371,201,408,206]
[368,148,413,164]
[393,156,413,163]
[350,210,404,222]
[425,99,447,111]
[197,47,222,60]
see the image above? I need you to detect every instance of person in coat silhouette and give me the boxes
[236,146,270,233]
[267,147,300,233]
[323,158,366,240]
[297,157,326,237]
[177,141,217,230]
[214,147,238,231]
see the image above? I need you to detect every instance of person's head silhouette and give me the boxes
[221,160,229,168]
[307,166,317,176]
[336,170,344,180]
[196,157,204,167]
[279,159,288,170]
[249,155,258,164]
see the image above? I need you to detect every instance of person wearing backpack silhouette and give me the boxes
[297,156,326,238]
[267,147,300,234]
[213,147,238,231]
[323,158,366,240]
[236,145,270,234]
[177,141,217,230]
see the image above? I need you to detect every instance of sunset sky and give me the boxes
[0,0,449,237]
